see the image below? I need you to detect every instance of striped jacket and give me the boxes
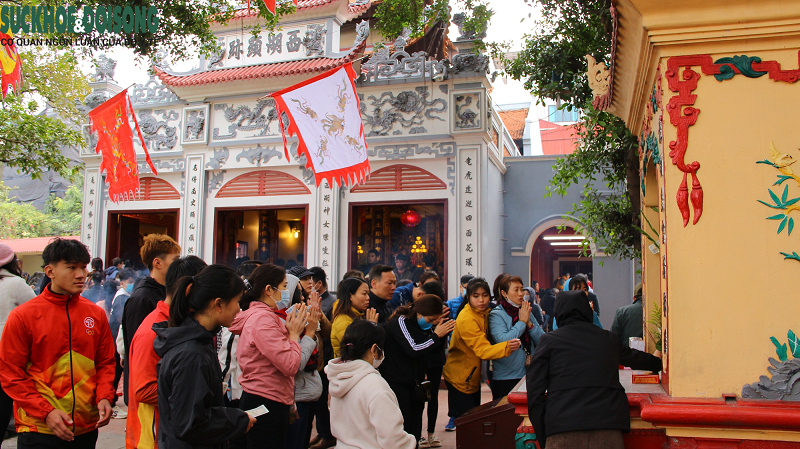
[380,315,444,388]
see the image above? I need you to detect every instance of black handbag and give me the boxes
[414,380,432,403]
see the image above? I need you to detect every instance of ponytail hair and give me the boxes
[392,294,443,320]
[240,264,286,310]
[169,264,245,327]
[457,277,491,317]
[340,319,385,362]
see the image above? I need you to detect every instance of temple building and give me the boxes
[78,0,635,312]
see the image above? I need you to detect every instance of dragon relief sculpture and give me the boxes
[322,114,345,139]
[184,110,205,141]
[336,78,351,113]
[137,109,178,151]
[302,24,326,57]
[213,99,278,140]
[291,98,318,120]
[455,94,479,129]
[360,87,447,137]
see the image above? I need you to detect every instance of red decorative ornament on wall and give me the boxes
[400,210,421,227]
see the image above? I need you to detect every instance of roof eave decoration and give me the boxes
[221,0,371,23]
[154,20,369,88]
[586,2,618,111]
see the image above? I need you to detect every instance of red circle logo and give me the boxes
[84,317,95,329]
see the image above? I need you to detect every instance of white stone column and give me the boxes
[81,168,102,257]
[459,147,480,276]
[314,181,339,284]
[182,155,206,258]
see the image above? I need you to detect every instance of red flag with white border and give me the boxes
[88,90,157,203]
[272,63,370,188]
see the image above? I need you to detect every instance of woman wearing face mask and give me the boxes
[331,277,378,358]
[488,276,545,400]
[326,319,417,449]
[522,287,545,326]
[229,264,312,449]
[380,295,455,445]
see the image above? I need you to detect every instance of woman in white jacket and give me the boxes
[325,319,416,449]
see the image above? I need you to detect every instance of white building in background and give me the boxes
[78,0,521,298]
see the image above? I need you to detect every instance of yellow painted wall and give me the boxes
[655,49,800,398]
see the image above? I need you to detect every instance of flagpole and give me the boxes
[256,54,369,101]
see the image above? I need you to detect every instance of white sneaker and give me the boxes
[418,437,430,448]
[427,435,442,448]
[112,406,127,419]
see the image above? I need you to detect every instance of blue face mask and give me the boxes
[275,288,291,311]
[418,316,432,331]
[125,283,134,293]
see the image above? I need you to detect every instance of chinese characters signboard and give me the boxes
[460,148,479,276]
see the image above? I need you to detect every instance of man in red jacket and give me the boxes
[0,238,116,448]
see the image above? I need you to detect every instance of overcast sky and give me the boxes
[84,0,539,107]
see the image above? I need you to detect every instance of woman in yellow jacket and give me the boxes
[443,278,521,428]
[330,276,377,358]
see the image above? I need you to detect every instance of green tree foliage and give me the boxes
[374,0,491,44]
[0,178,83,239]
[0,48,88,182]
[0,182,52,239]
[500,0,642,260]
[45,179,84,236]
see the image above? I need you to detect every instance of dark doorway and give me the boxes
[106,211,179,270]
[530,226,592,287]
[215,207,307,269]
[349,201,447,289]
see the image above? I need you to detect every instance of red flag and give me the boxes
[272,63,370,188]
[261,0,296,15]
[88,90,157,203]
[0,32,22,99]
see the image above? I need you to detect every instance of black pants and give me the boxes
[490,378,521,401]
[445,381,480,419]
[388,381,424,442]
[111,352,122,407]
[286,401,315,449]
[237,391,290,449]
[17,430,98,449]
[425,365,443,434]
[314,371,333,439]
[0,382,14,435]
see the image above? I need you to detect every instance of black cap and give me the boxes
[287,265,313,279]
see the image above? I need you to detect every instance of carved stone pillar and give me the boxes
[182,155,206,258]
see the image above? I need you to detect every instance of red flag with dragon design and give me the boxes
[271,62,370,188]
[88,90,157,203]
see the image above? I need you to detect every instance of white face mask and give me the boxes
[372,345,385,369]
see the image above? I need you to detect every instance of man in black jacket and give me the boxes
[121,234,180,403]
[367,264,396,323]
[539,279,563,331]
[526,290,661,448]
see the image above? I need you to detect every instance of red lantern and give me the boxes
[400,210,421,227]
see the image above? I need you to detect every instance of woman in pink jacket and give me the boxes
[229,264,319,449]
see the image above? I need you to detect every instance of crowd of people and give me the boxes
[0,235,660,449]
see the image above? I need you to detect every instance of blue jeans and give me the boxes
[286,401,315,449]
